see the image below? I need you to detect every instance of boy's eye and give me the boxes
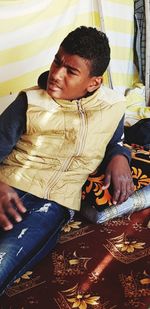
[67,69,77,75]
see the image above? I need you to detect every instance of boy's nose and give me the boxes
[54,67,65,80]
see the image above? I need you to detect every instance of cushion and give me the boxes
[81,184,150,224]
[81,144,150,223]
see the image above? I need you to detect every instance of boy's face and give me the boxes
[47,47,100,100]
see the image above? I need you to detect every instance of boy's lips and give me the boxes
[48,81,62,91]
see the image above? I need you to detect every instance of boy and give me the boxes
[0,26,134,294]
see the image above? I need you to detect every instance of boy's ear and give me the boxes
[87,76,102,93]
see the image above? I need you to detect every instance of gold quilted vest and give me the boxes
[0,86,125,210]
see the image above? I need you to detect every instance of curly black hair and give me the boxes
[60,26,110,77]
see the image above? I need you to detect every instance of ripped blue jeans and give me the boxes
[0,188,70,295]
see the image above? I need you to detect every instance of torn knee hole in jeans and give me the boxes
[35,203,52,213]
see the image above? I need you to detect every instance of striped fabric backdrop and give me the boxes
[0,0,138,113]
[101,0,139,94]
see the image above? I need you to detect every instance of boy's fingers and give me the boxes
[112,177,134,205]
[0,212,13,231]
[12,193,27,213]
[112,188,120,205]
[117,181,127,204]
[6,203,22,223]
[102,174,111,190]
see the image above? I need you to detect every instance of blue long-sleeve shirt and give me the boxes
[0,92,131,167]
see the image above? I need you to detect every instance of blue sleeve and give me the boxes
[0,92,27,163]
[100,116,131,170]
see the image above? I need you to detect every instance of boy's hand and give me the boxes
[102,155,134,205]
[0,181,26,231]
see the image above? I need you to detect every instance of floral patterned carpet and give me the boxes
[0,207,150,309]
[0,143,150,309]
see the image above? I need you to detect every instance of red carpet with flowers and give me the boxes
[0,145,150,309]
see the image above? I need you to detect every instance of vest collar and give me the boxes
[42,87,103,109]
[56,87,100,108]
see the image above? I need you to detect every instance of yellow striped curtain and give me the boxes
[100,0,138,94]
[0,0,137,113]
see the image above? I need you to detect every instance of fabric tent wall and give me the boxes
[145,0,150,104]
[0,0,138,113]
[99,0,138,94]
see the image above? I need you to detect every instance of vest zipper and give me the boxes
[76,100,86,155]
[44,100,87,199]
